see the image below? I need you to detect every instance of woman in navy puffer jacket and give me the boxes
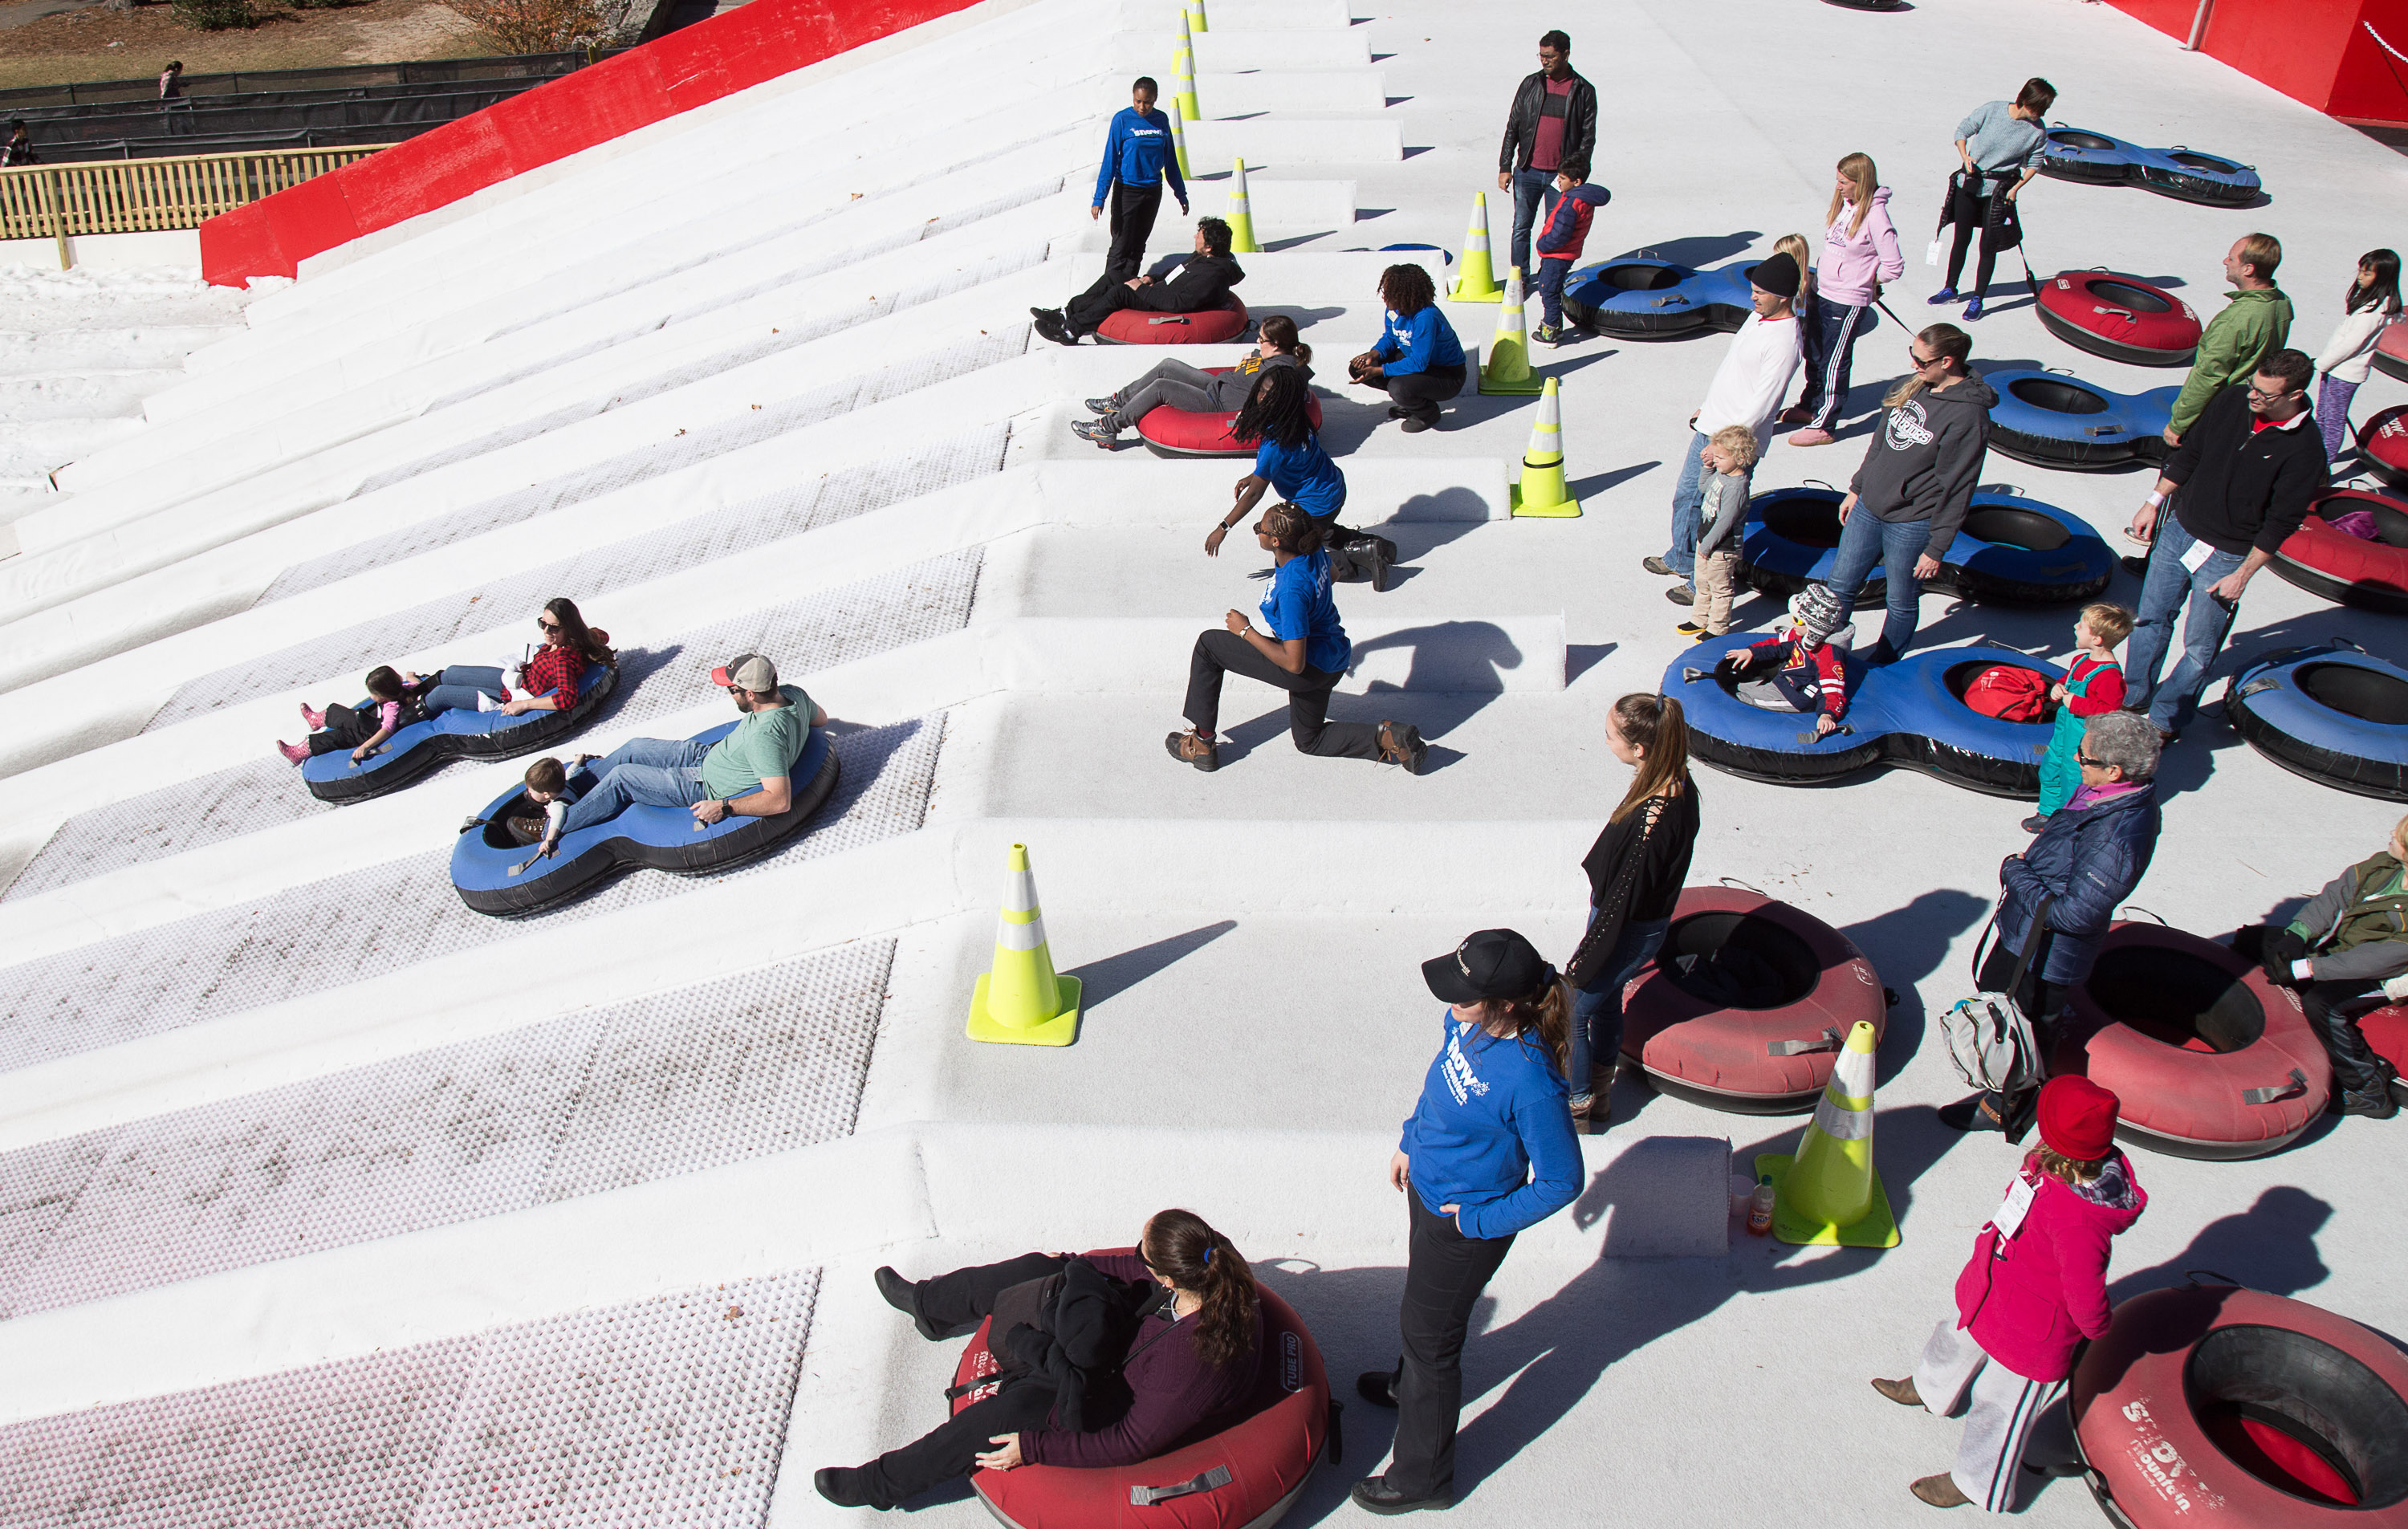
[1947,710,2162,1137]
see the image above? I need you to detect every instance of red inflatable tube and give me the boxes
[2036,270,2202,368]
[2358,1001,2408,1106]
[2270,488,2408,615]
[2050,923,2331,1160]
[2362,405,2408,492]
[1134,368,1323,457]
[948,1263,1328,1529]
[2072,1283,2408,1523]
[1617,886,1887,1113]
[2373,321,2408,384]
[1097,298,1251,346]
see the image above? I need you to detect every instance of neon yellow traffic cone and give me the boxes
[1168,107,1190,180]
[965,843,1082,1047]
[1173,45,1199,122]
[1508,376,1580,517]
[1185,0,1206,33]
[1479,266,1543,396]
[1226,157,1259,254]
[1446,192,1503,303]
[1755,1020,1899,1248]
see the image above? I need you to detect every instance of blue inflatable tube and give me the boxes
[2131,144,2261,206]
[2225,643,2408,801]
[303,663,617,804]
[449,722,840,916]
[1560,257,1754,339]
[2040,126,2144,184]
[1985,369,2178,471]
[1739,488,2113,607]
[1666,636,2064,795]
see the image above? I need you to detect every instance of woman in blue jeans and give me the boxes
[1564,693,1700,1126]
[1820,325,1993,665]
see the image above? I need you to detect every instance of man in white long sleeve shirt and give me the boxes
[1645,252,1804,601]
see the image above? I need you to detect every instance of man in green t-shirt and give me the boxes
[559,653,825,836]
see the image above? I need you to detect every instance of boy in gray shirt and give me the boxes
[1680,425,1759,638]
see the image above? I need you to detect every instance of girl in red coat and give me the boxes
[1872,1076,2146,1511]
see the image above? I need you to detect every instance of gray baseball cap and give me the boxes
[712,653,777,691]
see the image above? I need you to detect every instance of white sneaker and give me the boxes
[476,689,501,713]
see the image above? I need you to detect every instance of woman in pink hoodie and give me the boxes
[1790,154,1904,447]
[1871,1076,2147,1512]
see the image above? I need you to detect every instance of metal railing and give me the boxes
[0,145,380,259]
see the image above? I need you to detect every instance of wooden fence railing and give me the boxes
[0,146,382,254]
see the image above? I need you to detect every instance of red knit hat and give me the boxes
[2037,1075,2120,1161]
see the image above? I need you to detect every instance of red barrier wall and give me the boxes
[201,0,978,286]
[2104,0,2408,124]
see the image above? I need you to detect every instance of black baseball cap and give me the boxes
[1422,929,1552,1003]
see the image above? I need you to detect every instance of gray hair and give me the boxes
[2082,710,2159,781]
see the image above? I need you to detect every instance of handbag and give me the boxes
[1941,893,2054,1093]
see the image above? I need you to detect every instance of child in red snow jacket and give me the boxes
[1721,585,1853,735]
[1872,1076,2147,1513]
[1531,160,1609,345]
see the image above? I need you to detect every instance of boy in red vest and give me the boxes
[1530,158,1609,346]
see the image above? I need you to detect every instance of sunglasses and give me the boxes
[2076,750,2104,767]
[536,617,562,632]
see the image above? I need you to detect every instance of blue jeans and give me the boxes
[2123,513,2244,734]
[1825,510,1934,662]
[423,664,506,715]
[1663,431,1710,579]
[1508,169,1558,278]
[560,737,712,836]
[1566,915,1671,1097]
[1534,258,1572,328]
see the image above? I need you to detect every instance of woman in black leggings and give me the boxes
[1930,78,2054,322]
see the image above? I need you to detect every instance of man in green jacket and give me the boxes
[2164,232,2291,446]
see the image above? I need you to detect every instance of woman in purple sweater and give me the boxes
[816,1209,1263,1510]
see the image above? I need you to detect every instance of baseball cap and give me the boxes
[712,653,778,691]
[1422,929,1553,1004]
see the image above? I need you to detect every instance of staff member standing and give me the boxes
[1093,77,1188,285]
[2122,348,2325,742]
[1353,929,1580,1515]
[1496,30,1596,280]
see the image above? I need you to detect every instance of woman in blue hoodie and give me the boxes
[1351,928,1581,1515]
[1348,263,1468,433]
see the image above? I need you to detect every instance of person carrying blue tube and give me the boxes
[1093,77,1188,285]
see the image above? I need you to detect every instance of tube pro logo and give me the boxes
[1281,1331,1304,1391]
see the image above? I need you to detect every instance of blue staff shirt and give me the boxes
[1370,305,1466,376]
[1093,107,1188,208]
[1252,431,1347,519]
[1258,550,1350,674]
[1399,1008,1582,1239]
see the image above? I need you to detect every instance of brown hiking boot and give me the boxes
[1871,1377,1922,1407]
[1911,1474,1971,1508]
[1165,729,1218,772]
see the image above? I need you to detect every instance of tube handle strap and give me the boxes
[1768,1027,1841,1056]
[2241,1068,2307,1107]
[1130,1465,1232,1506]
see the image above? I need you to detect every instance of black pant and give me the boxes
[1383,364,1467,426]
[2228,927,2390,1095]
[1978,932,2065,1128]
[1376,1191,1516,1499]
[310,701,384,754]
[1068,273,1151,337]
[1944,177,2015,299]
[1184,628,1384,759]
[859,1253,1072,1506]
[1106,180,1163,285]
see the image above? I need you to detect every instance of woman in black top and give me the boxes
[1563,694,1700,1125]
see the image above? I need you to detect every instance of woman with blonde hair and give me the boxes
[1563,694,1700,1124]
[1820,323,1995,665]
[1352,928,1581,1515]
[1790,153,1903,447]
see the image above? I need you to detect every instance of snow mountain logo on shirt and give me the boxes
[1885,397,1935,451]
[1441,1027,1491,1105]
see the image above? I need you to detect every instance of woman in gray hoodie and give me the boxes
[1821,323,1994,665]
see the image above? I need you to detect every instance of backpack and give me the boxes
[1962,665,2051,722]
[1941,894,2054,1093]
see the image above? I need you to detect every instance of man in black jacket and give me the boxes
[2122,348,2326,740]
[1498,31,1597,277]
[1033,218,1244,345]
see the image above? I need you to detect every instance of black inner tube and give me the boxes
[2297,661,2408,726]
[2185,1324,2408,1508]
[1959,506,2072,551]
[1758,492,1845,549]
[2085,279,2174,315]
[1656,912,1820,1010]
[2082,945,2264,1053]
[1597,262,1683,292]
[2050,130,2119,152]
[2008,377,2111,416]
[2316,494,2408,549]
[2168,151,2241,174]
[481,794,534,849]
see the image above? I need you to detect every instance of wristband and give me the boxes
[2292,958,2315,982]
[2145,493,2165,508]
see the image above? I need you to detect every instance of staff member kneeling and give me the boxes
[817,1210,1260,1510]
[1353,929,1582,1515]
[1168,502,1426,775]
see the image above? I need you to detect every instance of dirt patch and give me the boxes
[0,0,498,91]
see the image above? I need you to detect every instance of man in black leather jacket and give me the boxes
[1498,31,1597,276]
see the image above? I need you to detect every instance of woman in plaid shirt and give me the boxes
[412,597,615,718]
